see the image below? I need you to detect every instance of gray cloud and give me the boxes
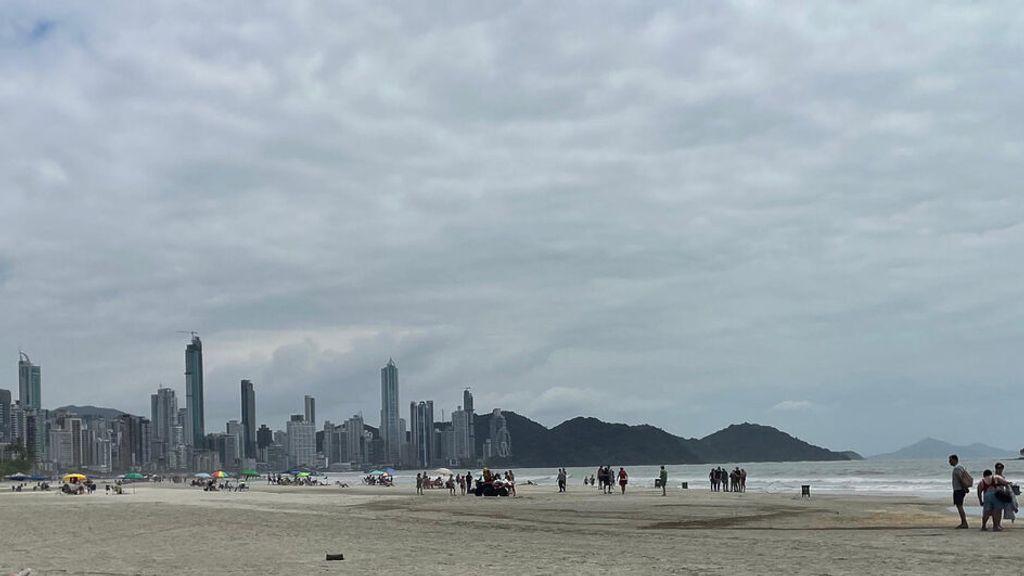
[1,2,1022,454]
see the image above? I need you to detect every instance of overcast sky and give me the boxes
[2,2,1022,455]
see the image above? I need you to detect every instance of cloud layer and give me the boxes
[2,2,1022,454]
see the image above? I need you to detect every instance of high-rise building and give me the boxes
[256,424,273,462]
[304,395,316,425]
[345,413,365,465]
[463,388,475,459]
[225,419,243,467]
[286,415,315,468]
[409,400,434,468]
[0,388,10,443]
[184,334,205,447]
[452,406,472,464]
[25,408,48,462]
[488,408,512,459]
[321,420,334,464]
[150,387,177,467]
[18,352,41,411]
[379,359,401,464]
[240,380,256,459]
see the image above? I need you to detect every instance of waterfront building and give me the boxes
[18,352,41,411]
[286,415,315,468]
[184,334,205,447]
[304,395,316,426]
[379,359,401,465]
[240,380,256,460]
[0,388,10,443]
[409,400,434,468]
[344,414,365,465]
[488,408,512,459]
[150,387,177,468]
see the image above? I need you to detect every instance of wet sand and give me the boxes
[1,482,1020,575]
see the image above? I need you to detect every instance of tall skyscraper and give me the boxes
[0,388,10,443]
[18,352,41,411]
[379,359,401,464]
[184,334,205,447]
[409,400,434,468]
[304,395,316,425]
[463,388,475,459]
[150,387,178,466]
[240,380,256,459]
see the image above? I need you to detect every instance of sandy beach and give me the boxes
[2,482,1020,575]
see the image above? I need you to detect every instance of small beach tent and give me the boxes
[6,472,30,481]
[194,472,212,479]
[62,473,87,483]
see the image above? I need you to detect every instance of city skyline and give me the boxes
[2,339,512,473]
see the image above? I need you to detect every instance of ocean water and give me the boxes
[323,458,1023,498]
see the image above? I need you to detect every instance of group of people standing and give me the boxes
[709,466,746,492]
[950,454,1019,532]
[581,466,629,494]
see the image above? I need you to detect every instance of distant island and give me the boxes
[475,412,860,467]
[871,437,1014,461]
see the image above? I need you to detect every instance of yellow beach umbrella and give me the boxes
[63,473,87,483]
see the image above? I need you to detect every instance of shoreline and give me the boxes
[2,482,1019,575]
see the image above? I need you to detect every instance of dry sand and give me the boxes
[1,482,1021,575]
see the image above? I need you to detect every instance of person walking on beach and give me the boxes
[415,473,423,495]
[659,465,668,496]
[949,454,972,529]
[994,462,1017,525]
[557,468,567,492]
[618,467,629,494]
[978,469,1010,531]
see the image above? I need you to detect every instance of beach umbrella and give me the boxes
[211,470,231,479]
[241,469,259,478]
[62,473,87,483]
[368,470,385,476]
[6,472,30,481]
[382,467,397,476]
[434,468,454,477]
[194,472,212,479]
[295,471,311,478]
[124,472,145,480]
